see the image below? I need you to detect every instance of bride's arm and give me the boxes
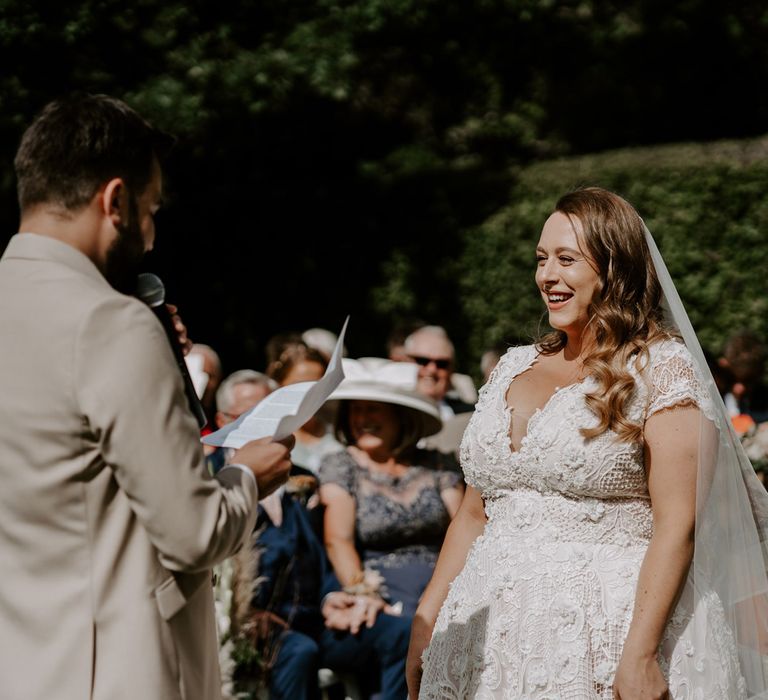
[613,404,701,700]
[406,484,487,699]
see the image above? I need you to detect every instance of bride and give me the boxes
[407,187,768,699]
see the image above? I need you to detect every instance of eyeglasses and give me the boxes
[408,355,451,370]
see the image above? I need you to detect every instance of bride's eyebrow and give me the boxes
[536,246,582,255]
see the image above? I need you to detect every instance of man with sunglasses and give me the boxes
[403,326,476,458]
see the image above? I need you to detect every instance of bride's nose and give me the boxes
[536,258,559,286]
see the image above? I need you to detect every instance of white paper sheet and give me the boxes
[201,317,348,448]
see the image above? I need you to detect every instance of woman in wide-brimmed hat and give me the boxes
[318,358,465,619]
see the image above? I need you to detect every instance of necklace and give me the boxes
[549,348,586,392]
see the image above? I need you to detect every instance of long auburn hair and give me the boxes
[537,187,671,442]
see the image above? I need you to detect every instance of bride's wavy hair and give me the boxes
[537,187,671,442]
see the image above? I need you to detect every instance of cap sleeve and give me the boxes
[318,450,357,497]
[645,339,713,419]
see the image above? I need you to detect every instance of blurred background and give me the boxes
[1,0,768,381]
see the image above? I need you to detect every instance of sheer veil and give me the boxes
[644,224,768,698]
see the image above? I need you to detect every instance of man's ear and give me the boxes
[100,178,127,227]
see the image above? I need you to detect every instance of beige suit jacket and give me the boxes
[0,234,259,699]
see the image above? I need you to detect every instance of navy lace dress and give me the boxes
[319,448,461,617]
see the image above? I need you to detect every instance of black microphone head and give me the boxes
[136,273,166,307]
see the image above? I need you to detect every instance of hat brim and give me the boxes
[326,382,443,438]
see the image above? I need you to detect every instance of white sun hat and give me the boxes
[327,358,442,438]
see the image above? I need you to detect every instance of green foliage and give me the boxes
[459,137,768,372]
[229,633,267,700]
[2,0,768,370]
[371,249,417,316]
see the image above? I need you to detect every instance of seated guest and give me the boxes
[236,477,411,700]
[402,325,476,417]
[718,329,768,424]
[401,325,476,458]
[319,359,464,619]
[207,369,276,474]
[267,342,343,474]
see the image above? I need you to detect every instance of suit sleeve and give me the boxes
[74,296,259,572]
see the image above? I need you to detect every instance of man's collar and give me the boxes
[3,232,109,287]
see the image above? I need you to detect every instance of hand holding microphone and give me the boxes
[135,273,208,429]
[165,303,193,356]
[135,273,292,496]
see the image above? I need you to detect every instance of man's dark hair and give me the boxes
[14,93,175,212]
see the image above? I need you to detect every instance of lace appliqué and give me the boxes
[644,339,715,422]
[420,341,746,699]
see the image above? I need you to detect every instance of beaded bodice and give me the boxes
[419,339,745,700]
[462,340,708,501]
[459,339,711,553]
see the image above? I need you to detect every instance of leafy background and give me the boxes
[2,0,768,379]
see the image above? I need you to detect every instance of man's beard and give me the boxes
[103,194,145,295]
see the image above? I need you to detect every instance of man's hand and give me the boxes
[232,436,295,497]
[322,592,394,634]
[166,304,193,355]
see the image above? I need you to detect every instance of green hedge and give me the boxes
[459,136,768,369]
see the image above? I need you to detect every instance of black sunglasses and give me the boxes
[409,355,451,370]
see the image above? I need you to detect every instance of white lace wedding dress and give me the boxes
[419,340,747,699]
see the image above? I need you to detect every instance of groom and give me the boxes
[0,93,293,699]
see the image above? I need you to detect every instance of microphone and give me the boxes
[135,273,208,429]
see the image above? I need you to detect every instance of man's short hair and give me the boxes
[216,370,277,414]
[14,92,174,212]
[403,325,456,360]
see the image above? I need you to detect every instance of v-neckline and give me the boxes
[504,350,589,455]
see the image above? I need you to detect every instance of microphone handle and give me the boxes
[151,304,208,430]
